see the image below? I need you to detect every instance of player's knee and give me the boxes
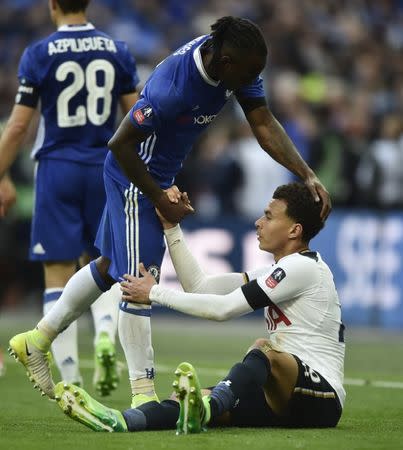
[247,338,270,353]
[246,339,285,370]
[94,256,114,286]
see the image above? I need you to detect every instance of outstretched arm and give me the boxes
[239,100,331,220]
[158,208,246,294]
[120,264,253,321]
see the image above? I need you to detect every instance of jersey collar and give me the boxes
[193,42,220,87]
[58,23,95,32]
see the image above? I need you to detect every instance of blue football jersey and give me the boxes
[105,35,265,187]
[17,23,139,165]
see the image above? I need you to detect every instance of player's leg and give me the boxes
[81,168,121,396]
[9,159,115,397]
[204,339,298,422]
[43,261,82,385]
[174,339,297,433]
[199,339,341,428]
[55,381,179,432]
[119,193,165,407]
[9,256,114,397]
[89,282,121,397]
[102,177,165,407]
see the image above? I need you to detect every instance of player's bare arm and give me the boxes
[0,104,36,180]
[108,114,193,223]
[239,100,331,220]
[0,174,17,217]
[0,104,35,217]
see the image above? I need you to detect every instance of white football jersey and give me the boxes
[245,251,346,406]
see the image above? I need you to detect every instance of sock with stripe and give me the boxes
[118,302,156,396]
[209,349,271,419]
[37,263,109,342]
[43,288,81,383]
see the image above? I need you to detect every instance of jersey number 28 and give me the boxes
[56,59,115,128]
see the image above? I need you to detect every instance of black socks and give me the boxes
[122,400,180,431]
[209,349,271,419]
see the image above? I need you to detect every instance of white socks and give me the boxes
[91,282,120,345]
[43,289,81,383]
[39,265,120,383]
[39,263,156,396]
[118,302,156,395]
[39,265,103,335]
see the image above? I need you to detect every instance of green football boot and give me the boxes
[131,392,160,408]
[55,382,127,432]
[172,362,211,435]
[8,330,55,398]
[93,332,119,396]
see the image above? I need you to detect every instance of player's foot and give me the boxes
[173,362,210,434]
[93,332,119,396]
[8,330,55,398]
[55,382,127,432]
[131,392,160,408]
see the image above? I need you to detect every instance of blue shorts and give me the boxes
[30,159,105,261]
[95,170,166,282]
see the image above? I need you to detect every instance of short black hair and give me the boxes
[56,0,90,14]
[273,183,324,242]
[210,16,267,57]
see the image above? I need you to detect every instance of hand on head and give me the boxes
[304,175,332,221]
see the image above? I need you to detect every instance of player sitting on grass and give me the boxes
[54,182,345,432]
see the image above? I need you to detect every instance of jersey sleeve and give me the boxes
[116,42,139,95]
[241,256,318,310]
[128,74,182,134]
[245,266,272,281]
[16,46,40,108]
[236,75,265,99]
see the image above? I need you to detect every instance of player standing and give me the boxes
[0,0,138,395]
[9,17,331,406]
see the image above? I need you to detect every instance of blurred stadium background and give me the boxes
[0,1,403,447]
[1,0,403,327]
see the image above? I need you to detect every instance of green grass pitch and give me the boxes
[0,314,402,450]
